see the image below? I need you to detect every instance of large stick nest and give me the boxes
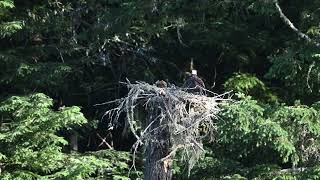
[104,81,229,173]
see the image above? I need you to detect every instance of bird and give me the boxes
[183,70,206,95]
[155,80,167,88]
[155,80,167,95]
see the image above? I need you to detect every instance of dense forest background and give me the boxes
[1,0,320,179]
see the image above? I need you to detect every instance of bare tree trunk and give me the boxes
[70,132,78,151]
[105,81,225,179]
[144,98,173,180]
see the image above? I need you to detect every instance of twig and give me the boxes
[307,61,315,92]
[93,98,124,106]
[160,144,185,162]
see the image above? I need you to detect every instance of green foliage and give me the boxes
[247,1,276,15]
[218,94,295,164]
[49,150,141,180]
[270,104,320,166]
[224,73,278,102]
[175,94,320,179]
[87,150,143,179]
[224,73,266,93]
[174,150,243,180]
[41,155,109,180]
[265,46,320,103]
[0,93,86,178]
[301,165,320,179]
[179,94,320,179]
[0,21,23,38]
[0,0,13,9]
[174,93,320,179]
[0,0,320,179]
[0,62,73,92]
[0,93,140,179]
[0,0,23,38]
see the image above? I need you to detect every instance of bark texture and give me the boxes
[144,97,173,180]
[70,133,78,151]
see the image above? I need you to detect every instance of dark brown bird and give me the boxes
[183,70,206,95]
[155,80,167,88]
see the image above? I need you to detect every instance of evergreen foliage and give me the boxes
[0,0,23,37]
[0,0,320,179]
[0,93,141,179]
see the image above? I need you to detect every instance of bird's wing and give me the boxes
[195,76,205,88]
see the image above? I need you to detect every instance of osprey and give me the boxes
[183,70,206,95]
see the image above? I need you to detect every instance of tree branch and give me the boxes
[273,0,320,47]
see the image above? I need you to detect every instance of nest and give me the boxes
[104,81,230,174]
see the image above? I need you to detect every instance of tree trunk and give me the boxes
[144,98,173,180]
[70,132,78,151]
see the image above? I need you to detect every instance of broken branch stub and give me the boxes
[104,81,229,179]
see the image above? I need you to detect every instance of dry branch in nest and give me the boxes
[104,81,230,176]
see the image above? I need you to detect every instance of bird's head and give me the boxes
[155,80,167,88]
[185,70,197,77]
